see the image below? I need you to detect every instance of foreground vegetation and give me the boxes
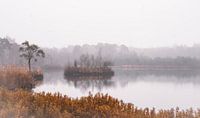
[0,66,200,118]
[0,88,200,118]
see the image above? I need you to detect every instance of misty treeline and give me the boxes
[0,37,45,68]
[73,53,113,67]
[1,37,200,68]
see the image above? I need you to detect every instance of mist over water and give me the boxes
[1,0,200,117]
[1,38,200,110]
[34,68,200,110]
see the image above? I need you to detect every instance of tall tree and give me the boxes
[19,41,45,71]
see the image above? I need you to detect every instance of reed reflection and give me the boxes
[64,76,115,91]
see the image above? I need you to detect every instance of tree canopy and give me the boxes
[19,41,45,71]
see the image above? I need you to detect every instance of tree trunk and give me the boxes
[28,59,31,72]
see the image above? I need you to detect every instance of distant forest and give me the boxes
[1,37,200,69]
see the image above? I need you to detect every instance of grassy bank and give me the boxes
[0,66,200,118]
[0,88,200,118]
[0,66,43,90]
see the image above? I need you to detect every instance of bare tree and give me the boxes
[19,41,45,71]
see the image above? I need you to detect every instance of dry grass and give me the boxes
[0,88,200,118]
[0,66,33,90]
[0,66,200,118]
[64,67,114,77]
[0,66,43,90]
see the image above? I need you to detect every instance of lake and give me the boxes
[33,68,200,110]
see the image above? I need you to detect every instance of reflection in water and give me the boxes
[34,68,200,109]
[65,76,115,91]
[115,68,200,79]
[114,68,200,85]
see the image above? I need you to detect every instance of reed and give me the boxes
[0,66,199,118]
[0,88,200,118]
[0,66,43,90]
[64,66,114,77]
[0,66,33,90]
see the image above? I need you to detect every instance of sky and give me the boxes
[0,0,200,48]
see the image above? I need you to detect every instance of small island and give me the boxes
[64,66,114,77]
[64,54,114,77]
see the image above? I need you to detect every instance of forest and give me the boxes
[1,37,200,69]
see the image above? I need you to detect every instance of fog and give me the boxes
[2,0,200,116]
[0,0,200,48]
[1,37,200,69]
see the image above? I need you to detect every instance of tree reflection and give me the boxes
[113,68,200,87]
[114,68,200,79]
[65,76,115,91]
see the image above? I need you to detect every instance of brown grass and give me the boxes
[64,67,114,77]
[0,66,34,90]
[0,66,200,118]
[0,88,200,118]
[0,66,43,90]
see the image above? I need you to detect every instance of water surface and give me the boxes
[33,68,200,110]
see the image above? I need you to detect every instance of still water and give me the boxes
[33,68,200,110]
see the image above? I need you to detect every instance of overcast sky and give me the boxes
[0,0,200,48]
